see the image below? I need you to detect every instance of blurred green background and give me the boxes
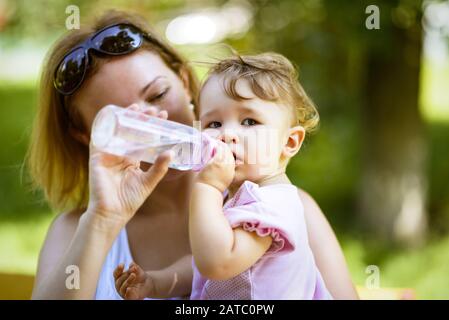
[1,0,449,299]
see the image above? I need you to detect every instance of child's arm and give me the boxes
[113,254,193,300]
[189,142,272,281]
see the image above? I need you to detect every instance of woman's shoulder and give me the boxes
[41,208,86,252]
[50,208,85,234]
[34,208,85,287]
[296,187,321,211]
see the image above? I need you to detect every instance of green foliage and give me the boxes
[0,84,49,220]
[0,211,52,275]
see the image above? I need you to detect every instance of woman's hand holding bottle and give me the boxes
[84,104,172,230]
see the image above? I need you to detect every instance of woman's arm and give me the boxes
[32,154,171,299]
[32,209,122,299]
[32,107,172,300]
[298,189,359,299]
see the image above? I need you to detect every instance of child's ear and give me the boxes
[282,125,305,159]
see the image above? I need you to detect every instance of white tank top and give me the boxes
[94,227,187,300]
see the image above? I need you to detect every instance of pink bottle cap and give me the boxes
[191,133,217,172]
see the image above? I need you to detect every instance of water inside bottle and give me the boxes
[92,105,211,170]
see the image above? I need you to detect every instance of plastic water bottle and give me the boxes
[91,104,217,171]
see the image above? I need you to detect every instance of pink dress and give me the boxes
[190,181,332,300]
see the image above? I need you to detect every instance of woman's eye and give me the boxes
[241,118,258,126]
[147,88,169,102]
[206,121,222,129]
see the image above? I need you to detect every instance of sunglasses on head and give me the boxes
[54,23,150,96]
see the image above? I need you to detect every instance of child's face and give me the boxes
[199,75,293,185]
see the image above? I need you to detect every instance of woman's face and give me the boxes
[72,49,194,135]
[72,49,195,178]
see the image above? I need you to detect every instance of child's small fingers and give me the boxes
[211,142,223,158]
[226,148,235,165]
[125,287,138,300]
[134,265,146,279]
[129,262,140,272]
[215,143,229,163]
[119,275,134,297]
[127,272,137,284]
[129,265,137,275]
[129,263,139,274]
[119,281,128,298]
[113,264,124,278]
[115,272,130,292]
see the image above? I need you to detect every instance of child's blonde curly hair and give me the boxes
[206,52,319,133]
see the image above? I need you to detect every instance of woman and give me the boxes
[28,10,358,299]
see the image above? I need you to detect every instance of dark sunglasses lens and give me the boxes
[92,25,142,54]
[54,47,86,94]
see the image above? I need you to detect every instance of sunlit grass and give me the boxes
[342,234,449,299]
[0,212,53,275]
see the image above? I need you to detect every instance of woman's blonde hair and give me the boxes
[26,10,200,212]
[207,52,319,132]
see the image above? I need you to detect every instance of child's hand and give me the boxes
[113,262,154,300]
[196,141,235,193]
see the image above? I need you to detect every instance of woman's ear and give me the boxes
[282,125,305,159]
[179,66,192,102]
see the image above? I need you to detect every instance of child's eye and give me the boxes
[241,118,258,126]
[206,121,222,129]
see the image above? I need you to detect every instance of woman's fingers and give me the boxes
[139,104,168,120]
[140,150,172,193]
[126,103,140,111]
[140,105,159,116]
[126,103,169,120]
[157,110,168,120]
[90,136,132,168]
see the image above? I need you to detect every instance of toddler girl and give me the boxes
[113,52,332,300]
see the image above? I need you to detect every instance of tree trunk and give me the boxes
[359,22,427,247]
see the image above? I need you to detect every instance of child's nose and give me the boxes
[219,129,240,144]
